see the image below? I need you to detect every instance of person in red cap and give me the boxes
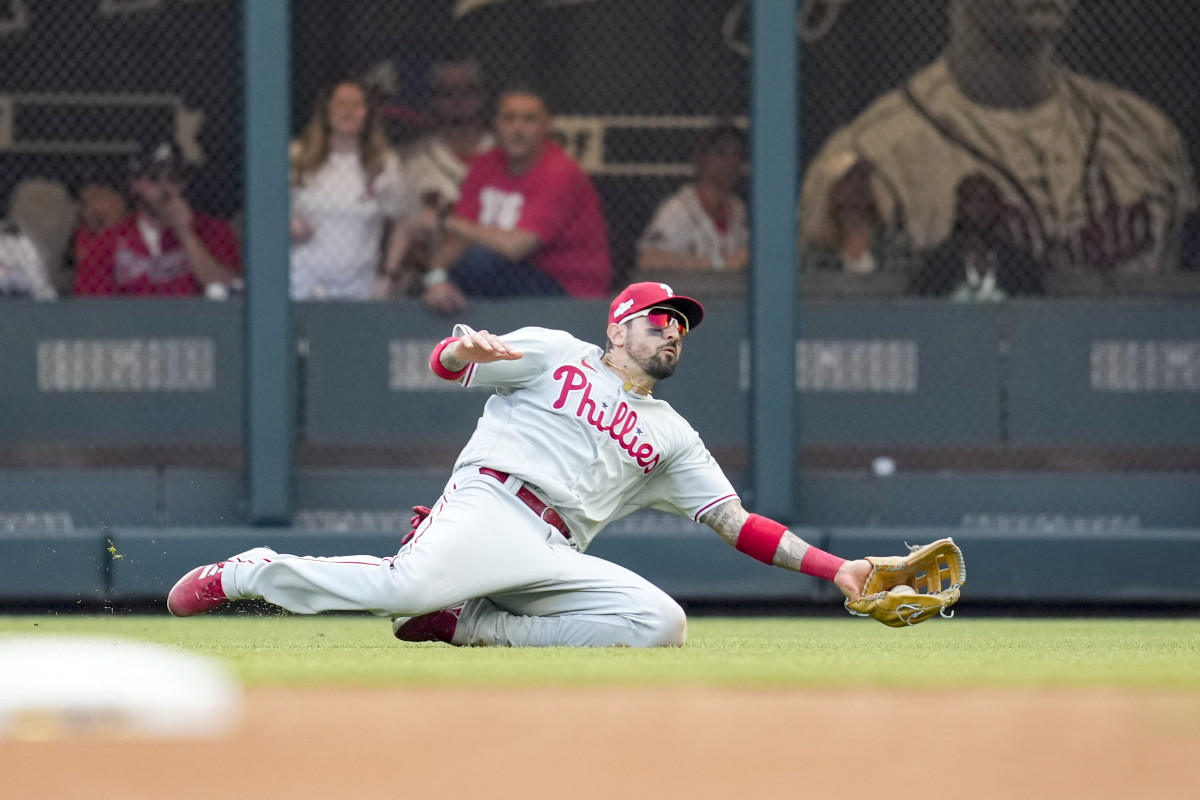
[167,282,871,646]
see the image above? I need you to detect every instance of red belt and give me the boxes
[480,467,572,540]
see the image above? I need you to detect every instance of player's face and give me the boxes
[625,312,686,381]
[495,94,551,165]
[328,83,368,139]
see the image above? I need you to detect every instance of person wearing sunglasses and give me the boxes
[169,281,873,646]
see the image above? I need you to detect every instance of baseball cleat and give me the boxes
[392,606,463,644]
[166,547,276,617]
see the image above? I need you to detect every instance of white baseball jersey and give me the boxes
[220,325,735,647]
[289,148,410,300]
[637,184,749,270]
[455,326,738,551]
[800,57,1198,275]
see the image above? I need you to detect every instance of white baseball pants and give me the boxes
[222,468,687,647]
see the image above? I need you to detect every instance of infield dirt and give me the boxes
[4,686,1199,799]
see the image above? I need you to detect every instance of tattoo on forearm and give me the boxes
[441,349,469,372]
[701,500,814,570]
[773,532,812,573]
[701,499,749,547]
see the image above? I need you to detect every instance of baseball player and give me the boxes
[799,0,1198,287]
[167,282,872,646]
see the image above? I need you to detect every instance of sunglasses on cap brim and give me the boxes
[624,306,689,337]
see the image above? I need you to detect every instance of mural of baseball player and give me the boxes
[168,282,874,647]
[799,0,1199,298]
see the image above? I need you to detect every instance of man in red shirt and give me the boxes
[421,84,612,314]
[73,142,242,296]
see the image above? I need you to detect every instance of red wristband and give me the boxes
[736,513,788,564]
[429,337,467,380]
[799,546,846,582]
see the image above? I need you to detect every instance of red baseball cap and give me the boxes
[609,282,705,332]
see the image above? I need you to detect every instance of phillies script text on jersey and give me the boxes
[552,364,661,474]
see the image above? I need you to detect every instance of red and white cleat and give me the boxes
[166,547,276,617]
[392,606,463,644]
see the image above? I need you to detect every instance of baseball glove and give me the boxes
[844,538,966,627]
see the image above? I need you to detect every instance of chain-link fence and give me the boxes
[0,1,245,539]
[0,1,1197,541]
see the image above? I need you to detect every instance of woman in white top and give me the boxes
[289,80,411,300]
[636,124,750,272]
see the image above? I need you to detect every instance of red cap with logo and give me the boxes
[608,282,705,332]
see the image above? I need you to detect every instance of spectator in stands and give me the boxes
[391,55,495,296]
[72,173,129,270]
[908,174,1043,301]
[636,123,749,273]
[798,0,1198,296]
[5,177,76,298]
[73,142,242,296]
[0,218,55,300]
[290,79,412,300]
[418,82,612,315]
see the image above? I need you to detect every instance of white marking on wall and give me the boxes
[0,512,74,533]
[738,340,918,392]
[294,510,412,533]
[37,338,215,392]
[1090,341,1200,392]
[389,340,458,391]
[961,513,1141,533]
[797,340,917,392]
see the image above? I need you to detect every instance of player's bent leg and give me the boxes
[450,593,686,647]
[446,551,689,647]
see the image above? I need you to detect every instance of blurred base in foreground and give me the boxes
[0,636,242,740]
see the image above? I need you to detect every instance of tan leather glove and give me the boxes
[845,538,966,627]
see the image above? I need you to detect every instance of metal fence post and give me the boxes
[749,0,799,521]
[244,0,293,524]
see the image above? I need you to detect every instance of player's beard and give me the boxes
[636,346,679,382]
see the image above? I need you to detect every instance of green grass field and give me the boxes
[3,614,1198,690]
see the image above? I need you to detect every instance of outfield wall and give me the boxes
[2,298,1198,606]
[3,521,1199,606]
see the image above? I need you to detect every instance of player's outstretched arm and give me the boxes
[701,498,869,600]
[437,329,524,373]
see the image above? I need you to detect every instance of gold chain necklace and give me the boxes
[602,354,653,396]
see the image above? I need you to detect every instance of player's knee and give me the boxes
[643,596,688,647]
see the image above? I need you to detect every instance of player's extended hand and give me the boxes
[832,558,872,602]
[453,330,523,364]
